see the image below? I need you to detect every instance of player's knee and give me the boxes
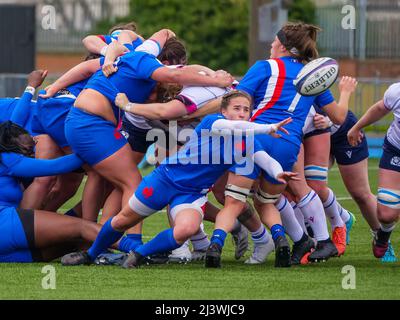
[35,176,57,192]
[254,187,281,205]
[111,214,131,232]
[224,184,251,209]
[174,222,199,242]
[350,190,372,206]
[306,180,327,199]
[377,188,400,223]
[304,165,328,185]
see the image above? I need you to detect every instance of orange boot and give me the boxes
[332,225,347,256]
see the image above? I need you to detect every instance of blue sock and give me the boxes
[65,208,77,217]
[271,224,285,241]
[135,228,180,257]
[118,234,143,253]
[87,219,124,260]
[210,229,227,247]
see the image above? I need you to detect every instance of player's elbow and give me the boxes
[330,110,347,125]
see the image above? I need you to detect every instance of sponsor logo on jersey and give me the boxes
[390,156,400,167]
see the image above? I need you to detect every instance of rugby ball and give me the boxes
[294,57,339,96]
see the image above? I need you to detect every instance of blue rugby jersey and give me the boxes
[237,56,334,147]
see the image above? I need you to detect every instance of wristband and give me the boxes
[124,102,135,113]
[100,45,108,56]
[25,86,35,95]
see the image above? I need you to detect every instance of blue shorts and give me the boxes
[65,107,127,166]
[231,135,300,184]
[36,98,73,148]
[331,112,369,165]
[130,168,207,218]
[0,207,42,263]
[303,127,331,140]
[379,137,400,173]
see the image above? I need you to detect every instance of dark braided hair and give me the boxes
[0,121,32,159]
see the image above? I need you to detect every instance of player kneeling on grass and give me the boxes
[61,90,299,267]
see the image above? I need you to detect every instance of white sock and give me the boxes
[336,201,351,223]
[291,201,308,234]
[251,225,271,245]
[323,188,345,229]
[190,223,210,251]
[276,196,304,242]
[381,222,396,233]
[298,190,330,241]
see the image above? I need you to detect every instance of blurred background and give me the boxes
[0,0,399,155]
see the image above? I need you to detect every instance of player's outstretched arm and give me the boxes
[151,66,234,88]
[347,99,389,146]
[211,117,292,137]
[253,151,300,184]
[323,76,358,125]
[4,153,84,178]
[115,93,187,120]
[39,59,101,98]
[11,70,47,127]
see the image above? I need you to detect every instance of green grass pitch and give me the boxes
[0,159,398,299]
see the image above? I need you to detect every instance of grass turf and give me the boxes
[0,159,399,299]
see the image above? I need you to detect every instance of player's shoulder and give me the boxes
[384,82,400,110]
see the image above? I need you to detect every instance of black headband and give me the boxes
[276,29,288,47]
[276,29,300,56]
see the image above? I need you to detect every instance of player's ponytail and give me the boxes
[278,22,321,62]
[0,121,32,159]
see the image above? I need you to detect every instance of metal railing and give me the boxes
[36,0,130,52]
[316,1,400,59]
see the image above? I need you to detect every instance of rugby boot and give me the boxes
[381,241,399,263]
[308,239,338,262]
[61,251,92,266]
[205,243,222,268]
[274,236,291,268]
[345,211,356,245]
[121,251,145,269]
[231,224,249,260]
[245,240,275,264]
[291,236,316,265]
[332,225,347,256]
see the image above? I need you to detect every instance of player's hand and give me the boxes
[269,117,292,138]
[339,76,358,94]
[39,84,57,98]
[276,171,300,184]
[115,93,130,110]
[102,60,118,77]
[313,114,330,130]
[347,125,363,146]
[214,70,234,87]
[28,70,48,88]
